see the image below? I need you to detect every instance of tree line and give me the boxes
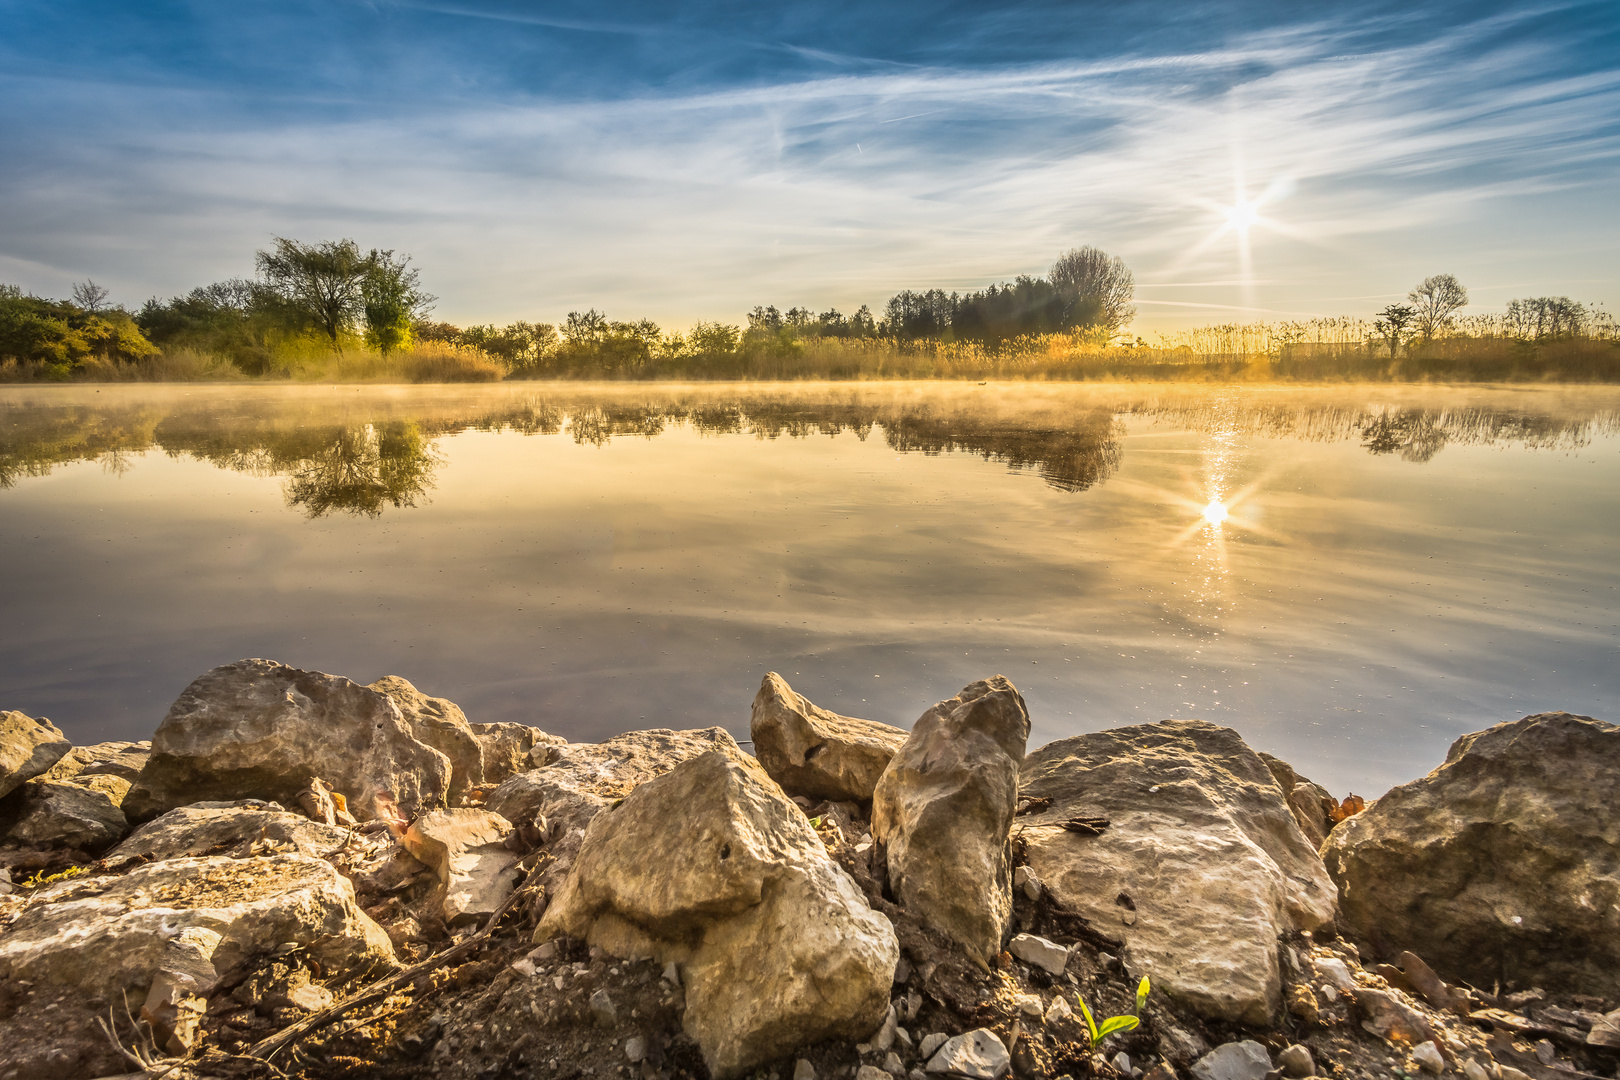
[3,237,1613,381]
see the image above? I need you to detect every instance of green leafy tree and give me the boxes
[362,251,433,355]
[1407,275,1468,341]
[1373,303,1417,358]
[0,287,158,376]
[255,238,376,349]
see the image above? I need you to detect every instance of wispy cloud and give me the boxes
[0,2,1614,327]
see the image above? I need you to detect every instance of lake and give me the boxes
[2,381,1616,797]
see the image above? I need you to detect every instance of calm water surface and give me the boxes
[2,381,1617,796]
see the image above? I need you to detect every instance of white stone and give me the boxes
[1315,957,1356,991]
[751,673,909,802]
[919,1033,949,1059]
[1413,1042,1445,1074]
[625,1035,648,1062]
[1014,864,1043,901]
[400,808,521,925]
[1008,933,1069,976]
[1190,1041,1273,1080]
[1016,993,1044,1017]
[926,1028,1011,1079]
[1277,1043,1315,1078]
[794,1060,818,1080]
[1114,1052,1132,1074]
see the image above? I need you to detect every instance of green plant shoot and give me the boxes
[1076,975,1151,1046]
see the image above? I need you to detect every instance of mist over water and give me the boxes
[2,382,1616,797]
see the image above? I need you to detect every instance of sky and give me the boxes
[1,0,1617,333]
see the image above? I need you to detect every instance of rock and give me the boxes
[919,1033,949,1059]
[625,1035,648,1062]
[589,988,618,1027]
[111,803,353,862]
[400,809,521,924]
[536,749,899,1078]
[872,676,1029,962]
[471,722,567,787]
[1009,933,1069,976]
[1322,712,1620,998]
[0,778,128,850]
[1463,1059,1492,1080]
[485,726,740,868]
[1355,988,1436,1044]
[1588,1008,1620,1048]
[1113,1052,1133,1074]
[1159,1021,1211,1066]
[794,1059,818,1080]
[1277,1043,1316,1078]
[1020,720,1338,1024]
[1259,752,1335,850]
[1016,993,1044,1017]
[367,675,487,802]
[1014,864,1042,901]
[123,659,455,822]
[40,740,150,784]
[1315,956,1356,992]
[140,926,219,1054]
[0,711,71,800]
[858,1068,892,1080]
[0,853,393,1079]
[883,1051,905,1076]
[1191,1041,1273,1080]
[1412,1042,1445,1073]
[925,1028,1011,1078]
[1045,996,1073,1024]
[873,1003,898,1050]
[750,672,909,803]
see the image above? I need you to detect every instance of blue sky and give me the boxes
[2,1,1616,332]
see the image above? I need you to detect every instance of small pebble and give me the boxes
[1412,1042,1444,1074]
[793,1060,817,1080]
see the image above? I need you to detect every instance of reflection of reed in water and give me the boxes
[2,388,1617,511]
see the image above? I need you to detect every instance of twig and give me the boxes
[247,856,551,1061]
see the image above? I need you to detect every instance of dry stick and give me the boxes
[246,860,550,1062]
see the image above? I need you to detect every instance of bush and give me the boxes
[400,343,504,383]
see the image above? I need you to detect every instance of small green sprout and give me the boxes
[1076,975,1152,1046]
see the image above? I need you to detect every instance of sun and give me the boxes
[1202,499,1229,525]
[1225,200,1261,233]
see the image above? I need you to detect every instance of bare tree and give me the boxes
[71,280,111,312]
[1407,275,1468,341]
[1505,297,1587,340]
[1049,247,1135,336]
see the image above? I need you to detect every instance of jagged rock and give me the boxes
[486,726,739,871]
[123,659,454,822]
[1587,1009,1620,1049]
[750,672,909,803]
[139,926,219,1054]
[925,1028,1010,1078]
[0,778,127,850]
[1191,1041,1272,1080]
[400,808,520,924]
[0,853,394,1080]
[1277,1043,1315,1078]
[39,740,150,784]
[1322,712,1620,998]
[1412,1042,1445,1073]
[1259,752,1335,849]
[1020,719,1338,1025]
[1354,988,1435,1044]
[472,722,567,787]
[111,804,354,862]
[0,711,71,800]
[367,676,486,802]
[537,749,898,1079]
[1009,933,1069,975]
[872,676,1029,963]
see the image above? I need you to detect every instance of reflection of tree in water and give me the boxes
[282,422,440,518]
[2,390,1616,509]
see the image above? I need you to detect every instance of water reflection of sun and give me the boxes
[1202,499,1229,525]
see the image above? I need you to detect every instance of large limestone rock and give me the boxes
[1020,720,1338,1025]
[400,808,520,924]
[112,803,354,863]
[1322,712,1620,997]
[750,672,909,803]
[471,722,567,786]
[124,659,454,822]
[0,778,128,850]
[0,853,394,1080]
[368,675,485,802]
[1259,752,1335,850]
[538,749,899,1079]
[486,726,739,847]
[0,711,71,800]
[40,741,150,784]
[871,676,1029,963]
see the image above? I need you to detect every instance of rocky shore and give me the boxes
[2,660,1617,1080]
